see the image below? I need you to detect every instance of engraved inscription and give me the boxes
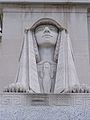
[74,96,85,106]
[1,95,12,105]
[12,96,21,105]
[31,95,49,106]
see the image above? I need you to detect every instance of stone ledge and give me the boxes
[0,0,90,4]
[0,93,90,106]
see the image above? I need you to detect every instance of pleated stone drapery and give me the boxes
[54,30,79,93]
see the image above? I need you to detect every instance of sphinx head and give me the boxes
[35,24,59,47]
[30,18,63,62]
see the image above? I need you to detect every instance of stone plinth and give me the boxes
[0,93,90,119]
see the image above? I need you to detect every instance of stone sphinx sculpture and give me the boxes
[4,18,89,93]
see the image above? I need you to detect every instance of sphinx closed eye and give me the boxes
[49,27,58,32]
[35,26,44,32]
[35,25,58,33]
[35,25,46,33]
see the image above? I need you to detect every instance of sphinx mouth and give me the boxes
[42,34,53,38]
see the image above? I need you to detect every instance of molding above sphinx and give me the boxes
[0,0,90,4]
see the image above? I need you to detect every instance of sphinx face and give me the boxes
[35,24,59,47]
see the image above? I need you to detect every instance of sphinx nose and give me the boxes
[43,27,50,33]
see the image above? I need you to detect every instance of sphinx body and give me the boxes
[34,24,58,93]
[4,18,89,93]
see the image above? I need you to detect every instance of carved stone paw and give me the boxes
[79,85,90,93]
[65,84,90,93]
[4,83,28,93]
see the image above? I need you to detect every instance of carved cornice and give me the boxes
[0,0,90,4]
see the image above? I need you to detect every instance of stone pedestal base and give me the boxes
[0,93,90,120]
